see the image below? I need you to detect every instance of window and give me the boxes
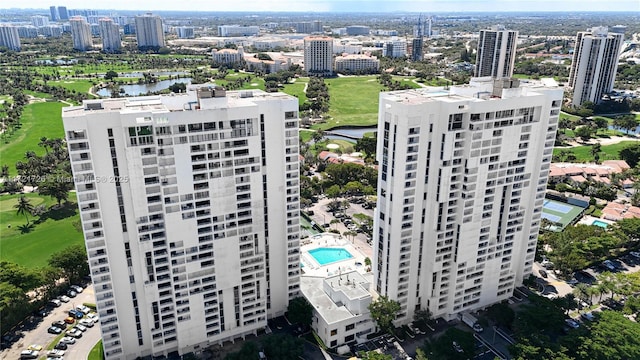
[345,324,355,331]
[330,329,337,336]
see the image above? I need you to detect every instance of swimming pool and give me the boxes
[309,248,353,266]
[592,220,609,228]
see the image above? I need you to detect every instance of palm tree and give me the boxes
[590,143,602,164]
[14,195,34,225]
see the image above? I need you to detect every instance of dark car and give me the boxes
[68,309,83,319]
[539,269,548,278]
[54,342,68,350]
[51,320,67,329]
[47,326,62,335]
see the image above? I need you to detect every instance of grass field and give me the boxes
[282,78,309,106]
[48,79,96,94]
[1,102,67,176]
[553,141,640,162]
[0,193,82,268]
[560,112,581,121]
[88,340,104,360]
[314,76,384,130]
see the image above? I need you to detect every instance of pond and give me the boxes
[325,126,377,141]
[608,125,640,135]
[96,78,193,97]
[113,71,190,78]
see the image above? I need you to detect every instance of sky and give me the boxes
[6,0,640,12]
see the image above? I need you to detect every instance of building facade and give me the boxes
[475,25,518,78]
[218,25,260,37]
[58,6,69,20]
[135,13,165,49]
[31,15,50,27]
[303,36,333,76]
[334,54,380,74]
[50,6,59,21]
[211,47,244,66]
[374,77,563,323]
[0,25,21,51]
[569,27,624,106]
[99,18,121,53]
[70,16,92,51]
[62,88,301,359]
[176,27,195,39]
[382,39,407,58]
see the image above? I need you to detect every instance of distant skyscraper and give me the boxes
[569,26,624,107]
[0,25,21,51]
[50,6,59,21]
[303,36,333,76]
[176,26,195,39]
[383,39,407,58]
[63,87,301,359]
[411,16,424,61]
[99,18,121,53]
[611,25,627,35]
[70,16,92,51]
[31,15,50,27]
[58,6,69,20]
[475,25,518,78]
[374,77,563,323]
[135,13,165,49]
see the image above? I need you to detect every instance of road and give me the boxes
[1,284,100,360]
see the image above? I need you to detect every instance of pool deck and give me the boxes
[578,215,614,227]
[301,232,372,278]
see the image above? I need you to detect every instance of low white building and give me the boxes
[252,38,287,50]
[301,271,375,349]
[335,54,380,74]
[211,46,244,65]
[218,25,259,37]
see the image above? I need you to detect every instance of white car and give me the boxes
[76,305,91,314]
[70,285,84,293]
[58,295,71,303]
[60,337,76,344]
[47,349,65,357]
[86,313,99,323]
[74,324,87,332]
[79,319,94,327]
[65,329,82,338]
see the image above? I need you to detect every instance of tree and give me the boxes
[224,341,259,360]
[14,195,33,225]
[38,169,73,206]
[413,307,432,325]
[368,295,401,333]
[612,114,638,134]
[575,311,640,360]
[287,297,313,327]
[0,261,42,291]
[575,126,594,141]
[487,302,515,328]
[326,185,342,200]
[357,351,393,360]
[48,244,89,284]
[355,135,377,160]
[104,70,118,81]
[619,142,640,168]
[590,143,602,164]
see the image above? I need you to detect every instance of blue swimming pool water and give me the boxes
[592,220,609,228]
[309,248,353,265]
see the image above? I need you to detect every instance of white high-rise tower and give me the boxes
[70,16,92,51]
[99,18,121,53]
[569,26,624,107]
[0,25,21,51]
[63,87,301,359]
[135,13,165,49]
[374,78,563,323]
[303,36,333,76]
[475,25,518,78]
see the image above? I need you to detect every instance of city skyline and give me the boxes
[3,0,639,13]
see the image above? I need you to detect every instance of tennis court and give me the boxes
[541,199,585,231]
[543,200,573,214]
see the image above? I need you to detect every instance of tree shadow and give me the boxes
[18,223,35,234]
[39,202,78,221]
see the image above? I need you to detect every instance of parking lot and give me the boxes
[0,284,100,360]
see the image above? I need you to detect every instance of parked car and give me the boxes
[581,312,596,321]
[47,326,62,335]
[52,320,67,329]
[34,308,49,317]
[79,319,94,327]
[64,317,75,324]
[66,290,77,298]
[54,342,67,350]
[70,285,83,293]
[630,251,640,259]
[47,349,65,358]
[65,329,82,338]
[68,310,83,319]
[565,319,580,329]
[452,341,463,353]
[76,305,91,314]
[86,313,99,323]
[538,269,548,278]
[74,324,87,332]
[48,299,61,307]
[27,345,43,351]
[602,260,616,271]
[58,295,71,303]
[60,337,76,345]
[20,350,39,359]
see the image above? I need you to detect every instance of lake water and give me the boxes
[608,125,640,135]
[96,78,193,97]
[325,126,377,141]
[114,71,190,78]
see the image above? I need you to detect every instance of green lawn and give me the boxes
[317,76,384,129]
[23,90,52,99]
[553,141,640,162]
[0,193,82,269]
[88,340,104,360]
[560,112,581,121]
[282,78,309,106]
[1,102,67,176]
[48,79,96,94]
